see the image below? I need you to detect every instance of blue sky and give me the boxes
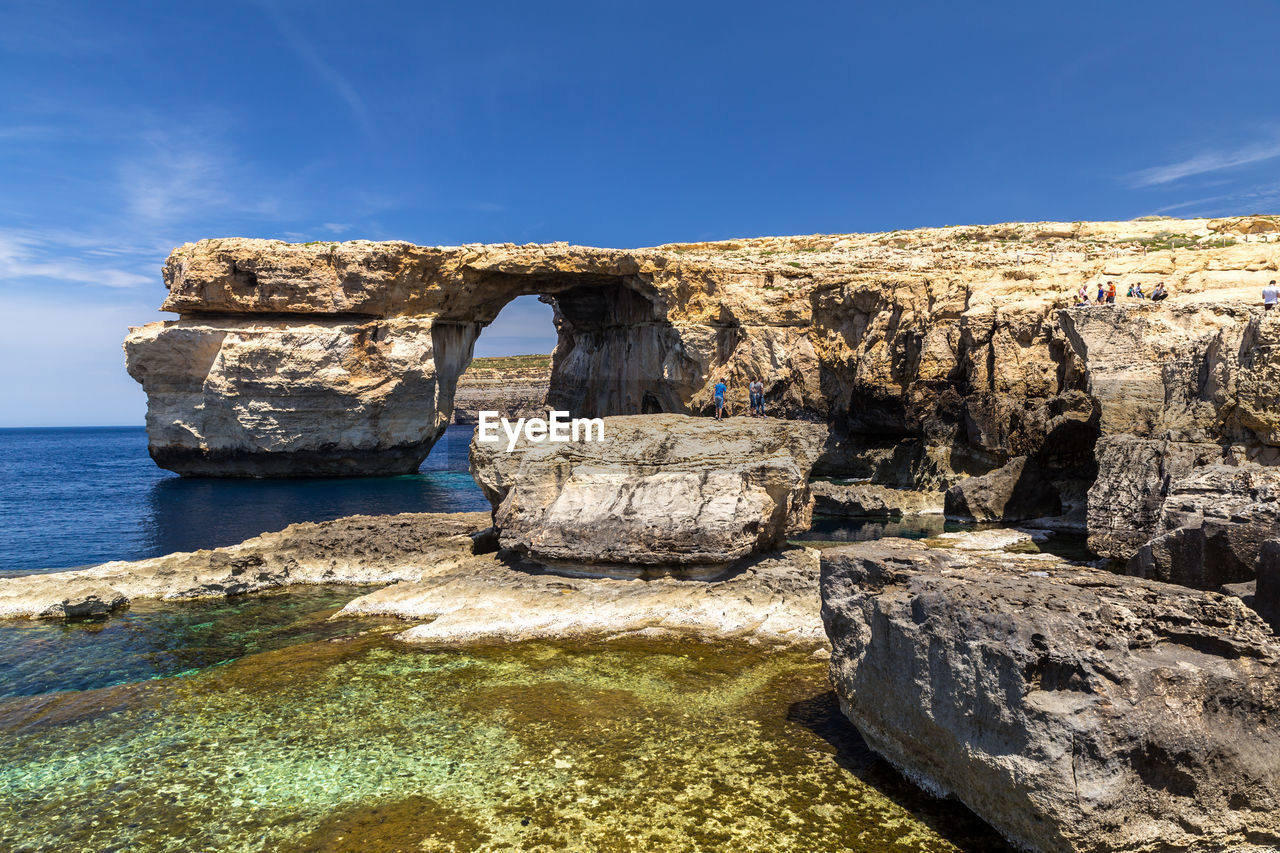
[2,0,1279,426]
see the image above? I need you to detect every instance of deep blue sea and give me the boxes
[0,424,487,577]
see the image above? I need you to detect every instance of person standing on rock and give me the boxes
[1077,284,1090,306]
[1265,280,1279,311]
[749,380,764,416]
[1106,281,1117,304]
[1096,282,1106,304]
[713,378,728,420]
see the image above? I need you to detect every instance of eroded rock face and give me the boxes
[340,547,826,648]
[1128,464,1280,589]
[125,222,1279,567]
[821,538,1280,853]
[1258,539,1280,632]
[1059,305,1280,559]
[452,355,550,424]
[0,512,492,618]
[944,456,1062,522]
[469,415,827,575]
[810,481,943,517]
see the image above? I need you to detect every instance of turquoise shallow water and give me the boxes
[0,427,1018,851]
[0,613,1009,852]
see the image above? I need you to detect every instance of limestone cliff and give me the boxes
[125,217,1280,561]
[451,354,550,424]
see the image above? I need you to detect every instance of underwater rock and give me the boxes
[469,414,827,575]
[820,537,1280,853]
[0,512,492,618]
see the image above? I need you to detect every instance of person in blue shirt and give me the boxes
[713,379,728,420]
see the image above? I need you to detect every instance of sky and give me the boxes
[2,0,1279,426]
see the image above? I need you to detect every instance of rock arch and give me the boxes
[125,239,713,477]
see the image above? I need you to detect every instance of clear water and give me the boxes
[0,427,1016,851]
[0,623,1009,852]
[0,586,381,699]
[0,425,487,576]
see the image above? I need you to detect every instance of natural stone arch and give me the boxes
[126,241,712,477]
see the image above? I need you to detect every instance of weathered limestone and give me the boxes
[0,510,827,648]
[125,220,1279,566]
[1128,463,1280,589]
[810,480,943,517]
[821,537,1280,853]
[452,354,550,424]
[944,456,1062,522]
[1059,304,1280,560]
[1258,538,1280,632]
[0,512,493,618]
[469,415,827,575]
[339,547,825,648]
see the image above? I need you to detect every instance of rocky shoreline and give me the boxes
[16,215,1280,852]
[5,409,1280,850]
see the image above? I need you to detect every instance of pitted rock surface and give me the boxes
[821,537,1280,853]
[470,415,827,573]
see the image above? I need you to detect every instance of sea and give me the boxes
[0,425,488,577]
[0,425,1010,852]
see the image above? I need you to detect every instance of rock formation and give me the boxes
[340,547,825,648]
[820,537,1280,853]
[0,511,827,648]
[469,414,827,576]
[125,218,1279,567]
[0,512,493,618]
[810,480,943,517]
[1258,538,1280,632]
[452,354,550,424]
[944,455,1062,522]
[1128,463,1280,590]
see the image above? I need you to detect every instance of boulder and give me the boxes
[36,587,128,619]
[821,538,1280,853]
[1129,464,1280,589]
[470,414,827,576]
[0,512,492,619]
[810,480,943,517]
[944,456,1062,522]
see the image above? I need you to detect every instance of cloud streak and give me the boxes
[0,229,154,289]
[260,1,378,142]
[1128,137,1280,187]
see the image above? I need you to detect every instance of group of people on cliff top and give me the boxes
[1076,279,1280,309]
[1075,281,1168,306]
[712,378,767,420]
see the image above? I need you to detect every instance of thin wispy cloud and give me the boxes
[1151,182,1280,218]
[1128,137,1280,187]
[0,229,152,289]
[260,1,378,142]
[120,133,234,223]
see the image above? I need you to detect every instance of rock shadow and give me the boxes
[786,691,1013,853]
